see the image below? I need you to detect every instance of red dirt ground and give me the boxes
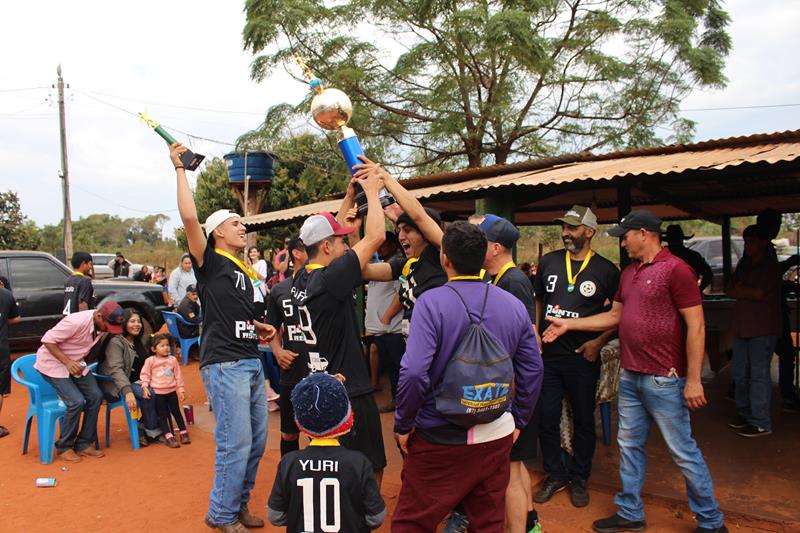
[1,357,794,532]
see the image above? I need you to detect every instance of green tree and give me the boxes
[128,214,170,245]
[0,191,41,249]
[244,0,730,169]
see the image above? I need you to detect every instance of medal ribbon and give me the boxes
[565,250,593,291]
[305,263,325,272]
[214,248,262,287]
[493,261,515,286]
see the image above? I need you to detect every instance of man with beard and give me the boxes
[534,206,619,508]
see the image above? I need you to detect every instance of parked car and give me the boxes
[0,251,169,351]
[90,253,116,279]
[685,236,744,293]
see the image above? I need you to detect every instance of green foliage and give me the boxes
[0,191,42,249]
[243,0,730,169]
[193,158,240,222]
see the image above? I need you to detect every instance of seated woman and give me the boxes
[97,309,161,445]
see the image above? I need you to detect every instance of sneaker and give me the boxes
[533,476,569,503]
[137,432,149,447]
[204,517,248,532]
[267,400,280,412]
[237,507,265,528]
[58,449,82,463]
[379,400,396,413]
[737,424,771,438]
[528,523,542,533]
[77,447,105,458]
[166,435,181,448]
[694,526,728,533]
[180,432,191,445]
[569,477,590,507]
[727,415,748,429]
[592,513,647,533]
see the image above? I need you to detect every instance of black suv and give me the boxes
[1,251,169,351]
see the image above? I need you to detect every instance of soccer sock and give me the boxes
[280,438,299,456]
[526,510,539,529]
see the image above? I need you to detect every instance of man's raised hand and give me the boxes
[541,316,569,344]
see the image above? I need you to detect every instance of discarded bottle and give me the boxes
[183,404,194,425]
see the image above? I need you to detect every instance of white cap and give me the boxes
[204,209,241,237]
[299,213,354,246]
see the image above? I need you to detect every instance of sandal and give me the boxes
[0,426,9,438]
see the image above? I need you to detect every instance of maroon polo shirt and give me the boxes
[614,248,702,377]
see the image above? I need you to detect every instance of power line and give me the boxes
[71,183,178,214]
[81,88,266,116]
[0,86,49,93]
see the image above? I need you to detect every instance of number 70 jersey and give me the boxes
[268,445,386,533]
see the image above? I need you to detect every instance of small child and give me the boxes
[267,373,386,533]
[141,333,189,448]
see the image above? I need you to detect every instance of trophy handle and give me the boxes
[139,112,206,171]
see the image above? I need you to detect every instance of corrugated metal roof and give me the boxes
[242,130,800,228]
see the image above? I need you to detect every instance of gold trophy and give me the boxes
[295,56,395,215]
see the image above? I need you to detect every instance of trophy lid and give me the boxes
[311,88,352,130]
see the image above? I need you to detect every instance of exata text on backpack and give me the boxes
[433,285,514,427]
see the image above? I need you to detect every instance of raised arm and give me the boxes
[170,143,207,267]
[349,173,386,269]
[353,157,443,248]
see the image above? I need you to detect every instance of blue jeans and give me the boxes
[615,370,723,529]
[201,358,268,525]
[42,372,104,453]
[732,335,778,431]
[131,383,161,438]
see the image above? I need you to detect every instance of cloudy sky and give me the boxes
[1,1,798,238]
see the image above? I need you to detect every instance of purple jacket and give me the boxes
[394,280,543,434]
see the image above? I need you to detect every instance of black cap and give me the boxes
[396,208,442,234]
[478,214,520,248]
[607,210,662,237]
[186,284,197,293]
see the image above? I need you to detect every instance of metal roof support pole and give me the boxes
[617,184,632,268]
[721,217,732,289]
[480,193,518,262]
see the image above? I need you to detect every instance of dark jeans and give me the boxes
[154,391,187,435]
[374,333,406,400]
[539,354,601,482]
[43,372,103,453]
[775,325,798,402]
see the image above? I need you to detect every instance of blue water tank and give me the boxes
[224,151,278,185]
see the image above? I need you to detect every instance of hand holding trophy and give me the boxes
[295,55,395,216]
[139,112,205,171]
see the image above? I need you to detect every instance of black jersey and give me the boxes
[63,273,94,315]
[390,244,447,320]
[0,287,20,353]
[191,246,259,368]
[268,444,386,533]
[265,276,311,387]
[291,250,372,397]
[534,250,619,357]
[495,264,536,324]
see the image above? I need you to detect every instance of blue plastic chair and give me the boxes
[160,311,200,365]
[89,364,140,450]
[10,354,67,464]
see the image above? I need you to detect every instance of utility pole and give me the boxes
[56,64,73,261]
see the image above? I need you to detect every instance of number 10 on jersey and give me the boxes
[297,477,341,532]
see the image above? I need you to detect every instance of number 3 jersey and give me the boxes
[268,444,386,533]
[290,250,372,398]
[534,249,620,357]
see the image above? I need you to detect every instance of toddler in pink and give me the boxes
[141,333,189,448]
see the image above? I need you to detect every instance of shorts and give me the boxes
[0,350,9,395]
[279,384,299,435]
[340,393,387,471]
[510,402,540,462]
